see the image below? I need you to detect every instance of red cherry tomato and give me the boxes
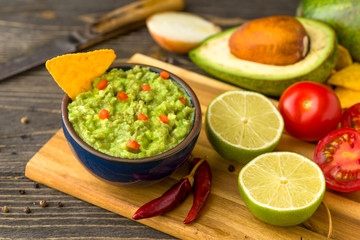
[341,103,360,131]
[278,81,342,142]
[314,128,360,193]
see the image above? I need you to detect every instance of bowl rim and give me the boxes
[61,63,202,165]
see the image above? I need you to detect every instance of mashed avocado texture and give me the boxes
[68,66,195,158]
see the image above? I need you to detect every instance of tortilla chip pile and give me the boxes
[46,49,116,100]
[327,47,360,108]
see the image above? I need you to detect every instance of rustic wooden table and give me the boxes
[0,0,300,239]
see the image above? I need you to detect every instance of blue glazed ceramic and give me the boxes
[61,63,201,187]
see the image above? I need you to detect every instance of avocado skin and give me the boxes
[189,24,338,97]
[297,0,360,62]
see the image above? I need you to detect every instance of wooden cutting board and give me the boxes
[25,53,360,240]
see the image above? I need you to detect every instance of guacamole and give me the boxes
[68,65,195,158]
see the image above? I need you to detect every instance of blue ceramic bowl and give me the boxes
[61,63,201,187]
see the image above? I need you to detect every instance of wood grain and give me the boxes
[0,0,333,239]
[25,54,360,240]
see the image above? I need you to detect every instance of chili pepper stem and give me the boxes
[185,158,205,186]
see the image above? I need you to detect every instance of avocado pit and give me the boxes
[228,15,309,66]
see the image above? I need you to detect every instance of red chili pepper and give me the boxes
[159,114,168,123]
[141,84,151,91]
[96,79,108,90]
[117,92,128,101]
[184,158,212,224]
[132,178,191,220]
[179,97,187,105]
[126,139,140,150]
[160,71,170,79]
[99,109,109,120]
[132,159,205,220]
[137,113,148,121]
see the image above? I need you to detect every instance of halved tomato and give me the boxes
[314,128,360,192]
[341,103,360,131]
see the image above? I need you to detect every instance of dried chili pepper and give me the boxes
[132,159,205,220]
[184,157,212,224]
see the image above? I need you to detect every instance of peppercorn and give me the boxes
[33,182,40,188]
[24,207,31,214]
[39,200,48,208]
[2,206,9,213]
[21,117,29,124]
[19,189,26,195]
[57,202,63,207]
[228,165,235,172]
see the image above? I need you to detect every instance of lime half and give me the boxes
[238,152,326,226]
[205,90,284,163]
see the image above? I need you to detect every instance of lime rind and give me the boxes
[238,152,326,226]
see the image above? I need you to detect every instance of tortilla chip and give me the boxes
[327,62,360,91]
[46,49,116,100]
[334,86,360,109]
[335,45,353,71]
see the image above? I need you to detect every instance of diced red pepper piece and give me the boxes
[99,109,109,120]
[159,114,169,123]
[179,97,187,105]
[126,139,140,150]
[117,92,128,100]
[141,84,151,91]
[160,71,170,79]
[137,113,148,121]
[96,79,108,90]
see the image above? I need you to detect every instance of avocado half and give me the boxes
[189,17,338,97]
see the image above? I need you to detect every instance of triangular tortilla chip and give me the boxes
[46,49,116,100]
[327,62,360,91]
[335,45,353,71]
[334,86,360,109]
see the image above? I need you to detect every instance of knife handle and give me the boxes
[91,0,185,35]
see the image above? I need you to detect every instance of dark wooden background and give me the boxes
[0,0,300,239]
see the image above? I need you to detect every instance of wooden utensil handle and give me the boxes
[91,0,185,35]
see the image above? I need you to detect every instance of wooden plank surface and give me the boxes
[0,0,348,239]
[24,53,360,240]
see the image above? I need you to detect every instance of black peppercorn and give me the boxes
[33,182,40,188]
[19,190,26,195]
[228,165,235,172]
[57,202,64,207]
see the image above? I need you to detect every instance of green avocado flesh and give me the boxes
[297,0,360,62]
[68,66,195,159]
[189,18,337,97]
